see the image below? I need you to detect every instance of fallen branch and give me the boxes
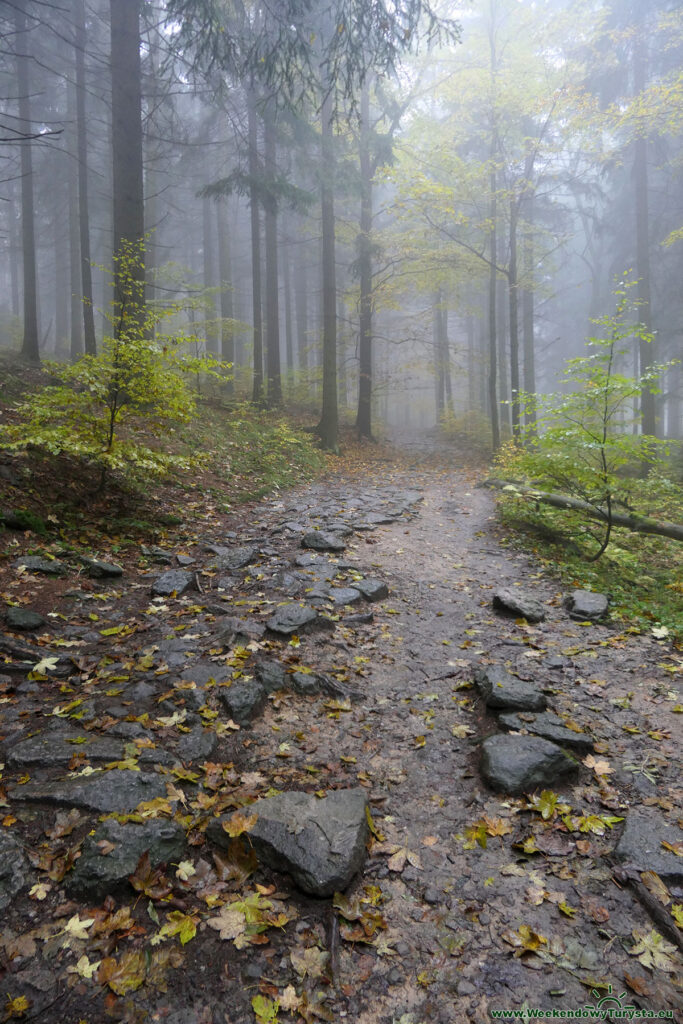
[480,478,683,543]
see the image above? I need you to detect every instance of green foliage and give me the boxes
[0,241,231,484]
[497,277,674,560]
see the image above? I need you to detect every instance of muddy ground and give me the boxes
[0,440,681,1024]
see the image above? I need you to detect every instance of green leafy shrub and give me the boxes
[497,277,675,559]
[0,242,230,485]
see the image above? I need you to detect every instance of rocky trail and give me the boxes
[0,445,681,1024]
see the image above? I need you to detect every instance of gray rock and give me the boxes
[11,769,168,813]
[207,788,368,896]
[266,603,332,635]
[473,665,547,712]
[176,727,217,762]
[480,734,578,795]
[354,578,389,602]
[177,661,232,687]
[492,588,546,623]
[218,680,267,725]
[215,615,266,647]
[151,570,194,597]
[176,555,195,567]
[12,555,67,576]
[498,711,594,752]
[614,809,683,884]
[345,612,374,625]
[565,590,609,622]
[141,545,174,564]
[210,545,258,571]
[6,607,46,631]
[329,587,362,606]
[79,556,124,578]
[0,832,28,910]
[66,819,186,899]
[290,671,328,696]
[302,531,347,553]
[4,729,123,767]
[255,659,288,693]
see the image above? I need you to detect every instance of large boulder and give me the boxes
[66,819,186,900]
[207,788,369,897]
[480,734,578,795]
[473,665,547,712]
[492,588,546,623]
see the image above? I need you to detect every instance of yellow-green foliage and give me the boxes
[1,242,230,479]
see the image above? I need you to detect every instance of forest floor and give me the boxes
[0,433,681,1024]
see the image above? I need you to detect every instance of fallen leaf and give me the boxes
[222,810,258,838]
[290,944,329,979]
[629,929,678,972]
[98,950,147,994]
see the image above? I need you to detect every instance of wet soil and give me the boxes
[0,440,681,1024]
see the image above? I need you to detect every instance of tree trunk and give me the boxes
[217,197,234,392]
[247,89,264,404]
[68,81,83,360]
[433,290,445,422]
[633,33,656,437]
[8,190,20,318]
[74,0,97,354]
[202,197,219,354]
[263,103,282,406]
[54,196,68,355]
[487,4,499,451]
[110,0,144,319]
[294,255,308,374]
[356,81,373,439]
[508,198,521,437]
[16,4,40,363]
[522,195,536,434]
[482,479,683,543]
[283,227,294,380]
[318,89,338,452]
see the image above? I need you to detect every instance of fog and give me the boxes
[1,0,681,449]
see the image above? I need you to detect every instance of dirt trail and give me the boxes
[1,447,681,1024]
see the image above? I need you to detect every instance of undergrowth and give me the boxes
[497,496,683,642]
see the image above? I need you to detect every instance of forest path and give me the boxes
[0,442,681,1024]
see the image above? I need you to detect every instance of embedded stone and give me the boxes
[79,556,124,578]
[492,588,546,623]
[266,603,332,635]
[210,545,258,571]
[12,555,67,576]
[0,832,28,910]
[11,769,168,813]
[151,570,194,597]
[473,665,547,712]
[498,711,594,752]
[6,607,46,631]
[354,578,389,602]
[218,680,267,725]
[565,590,609,622]
[480,734,578,794]
[66,819,186,900]
[302,531,347,552]
[207,788,368,897]
[614,809,683,884]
